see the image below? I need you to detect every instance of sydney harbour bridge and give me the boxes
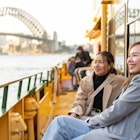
[0,7,58,53]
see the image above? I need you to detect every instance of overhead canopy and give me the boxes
[101,0,120,4]
[85,0,120,40]
[85,18,101,39]
[85,5,101,40]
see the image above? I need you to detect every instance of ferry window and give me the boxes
[126,0,140,76]
[128,0,140,23]
[108,19,115,53]
[115,25,125,74]
[128,18,140,47]
[114,5,126,74]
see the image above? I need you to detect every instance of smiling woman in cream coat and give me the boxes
[68,72,125,118]
[42,42,140,140]
[68,51,125,118]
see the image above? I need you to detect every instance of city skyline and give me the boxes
[0,0,93,45]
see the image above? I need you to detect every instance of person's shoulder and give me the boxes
[80,73,94,91]
[112,74,126,81]
[84,51,90,56]
[114,74,125,78]
[131,74,140,82]
[84,51,89,53]
[133,74,140,78]
[81,72,93,81]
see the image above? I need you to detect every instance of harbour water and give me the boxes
[0,54,124,84]
[0,54,72,107]
[0,53,123,107]
[0,54,72,84]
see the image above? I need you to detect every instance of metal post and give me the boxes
[101,4,108,51]
[18,81,23,99]
[40,72,43,83]
[34,75,37,87]
[27,77,31,91]
[2,86,8,108]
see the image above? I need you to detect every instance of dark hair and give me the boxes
[96,51,117,74]
[77,46,83,50]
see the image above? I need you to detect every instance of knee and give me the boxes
[53,115,68,125]
[54,115,66,120]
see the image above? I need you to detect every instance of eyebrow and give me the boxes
[94,59,104,61]
[129,52,140,55]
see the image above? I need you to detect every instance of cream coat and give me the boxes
[68,73,126,117]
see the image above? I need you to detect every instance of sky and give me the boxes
[0,0,94,45]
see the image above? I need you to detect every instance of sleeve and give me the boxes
[68,79,89,116]
[88,75,140,128]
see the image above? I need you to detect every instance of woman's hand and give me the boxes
[70,113,79,118]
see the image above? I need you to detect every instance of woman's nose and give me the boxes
[127,56,132,63]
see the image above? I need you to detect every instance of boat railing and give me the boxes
[0,63,64,116]
[0,72,44,117]
[0,59,68,140]
[75,66,93,84]
[50,61,68,103]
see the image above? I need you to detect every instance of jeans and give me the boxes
[42,115,92,140]
[42,115,114,140]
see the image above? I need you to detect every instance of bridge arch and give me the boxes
[0,7,48,39]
